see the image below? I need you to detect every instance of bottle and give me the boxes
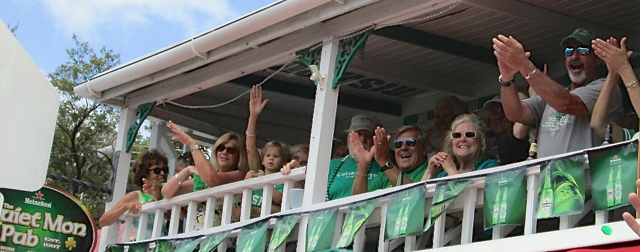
[615,166,623,205]
[338,210,357,245]
[603,124,612,145]
[553,166,583,215]
[537,169,554,218]
[499,187,508,223]
[492,187,501,225]
[528,136,538,160]
[606,167,614,207]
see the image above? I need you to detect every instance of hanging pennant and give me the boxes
[336,198,380,248]
[483,168,527,229]
[424,179,471,232]
[199,231,231,252]
[128,243,149,252]
[306,208,339,251]
[153,240,172,252]
[536,155,585,219]
[588,142,638,211]
[237,221,270,252]
[175,238,201,252]
[268,215,301,252]
[385,185,426,240]
[106,244,124,252]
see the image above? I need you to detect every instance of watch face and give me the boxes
[385,161,393,168]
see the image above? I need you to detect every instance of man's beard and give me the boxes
[568,69,587,84]
[348,143,370,158]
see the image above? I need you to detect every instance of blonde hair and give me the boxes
[289,144,309,159]
[263,140,290,161]
[212,132,249,173]
[442,114,490,161]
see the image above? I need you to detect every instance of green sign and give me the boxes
[237,220,269,252]
[268,215,300,251]
[175,238,200,252]
[199,231,230,252]
[588,143,638,211]
[0,185,96,251]
[484,168,527,229]
[306,208,338,251]
[536,155,585,219]
[425,180,470,231]
[385,185,425,240]
[336,198,379,248]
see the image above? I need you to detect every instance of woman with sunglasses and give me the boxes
[162,122,249,198]
[99,149,168,228]
[423,114,499,180]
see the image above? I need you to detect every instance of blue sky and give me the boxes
[1,0,275,75]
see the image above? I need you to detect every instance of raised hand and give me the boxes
[592,37,634,75]
[372,127,391,166]
[142,178,162,200]
[349,131,374,166]
[168,121,196,147]
[249,85,269,115]
[493,35,531,80]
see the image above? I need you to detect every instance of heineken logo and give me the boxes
[35,191,44,200]
[610,155,621,164]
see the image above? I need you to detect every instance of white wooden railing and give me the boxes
[110,141,640,251]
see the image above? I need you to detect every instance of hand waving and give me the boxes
[249,85,269,115]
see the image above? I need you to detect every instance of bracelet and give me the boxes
[356,172,368,178]
[174,174,184,186]
[525,68,538,80]
[190,145,200,152]
[245,131,256,137]
[626,80,639,90]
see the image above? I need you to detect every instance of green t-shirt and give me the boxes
[436,158,499,178]
[327,156,381,201]
[368,161,428,191]
[251,185,284,207]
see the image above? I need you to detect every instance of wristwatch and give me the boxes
[380,161,394,172]
[498,74,514,87]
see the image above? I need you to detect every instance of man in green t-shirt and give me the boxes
[352,124,429,193]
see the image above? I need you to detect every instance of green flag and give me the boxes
[536,155,585,219]
[336,198,380,248]
[175,238,201,252]
[154,240,172,252]
[425,179,471,231]
[199,231,230,252]
[128,243,149,252]
[237,221,270,252]
[484,168,527,229]
[385,185,426,240]
[268,215,301,251]
[306,208,339,251]
[588,142,638,211]
[106,244,125,252]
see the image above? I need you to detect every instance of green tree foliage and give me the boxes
[48,35,121,221]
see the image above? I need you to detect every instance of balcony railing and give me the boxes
[109,140,640,251]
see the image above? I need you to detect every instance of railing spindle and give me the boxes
[168,205,181,235]
[151,208,164,238]
[203,196,217,229]
[261,183,273,216]
[525,166,540,235]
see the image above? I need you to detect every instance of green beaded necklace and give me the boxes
[325,156,371,201]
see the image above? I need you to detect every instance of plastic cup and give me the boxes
[290,189,304,210]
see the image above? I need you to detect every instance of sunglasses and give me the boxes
[216,145,237,154]
[451,131,477,139]
[393,138,418,149]
[564,46,590,57]
[149,166,169,175]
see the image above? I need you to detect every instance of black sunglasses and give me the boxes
[564,46,590,57]
[393,138,418,148]
[451,131,477,139]
[216,145,237,154]
[149,166,169,175]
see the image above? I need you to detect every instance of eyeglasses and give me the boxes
[393,138,417,148]
[149,166,169,175]
[216,145,237,154]
[564,46,590,57]
[451,131,477,139]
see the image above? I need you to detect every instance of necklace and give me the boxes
[325,156,371,201]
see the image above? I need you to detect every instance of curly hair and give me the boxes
[442,114,492,161]
[211,132,249,173]
[132,149,168,188]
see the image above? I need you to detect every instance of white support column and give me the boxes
[460,186,478,244]
[302,37,341,207]
[149,121,179,176]
[99,107,136,251]
[525,166,540,235]
[297,214,310,251]
[378,203,389,252]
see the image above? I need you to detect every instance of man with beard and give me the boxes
[492,28,623,158]
[352,124,429,193]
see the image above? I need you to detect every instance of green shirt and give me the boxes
[327,156,381,201]
[192,174,207,192]
[368,161,428,191]
[436,158,499,178]
[251,185,284,207]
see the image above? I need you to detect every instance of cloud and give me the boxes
[41,0,238,42]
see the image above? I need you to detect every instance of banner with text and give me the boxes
[385,185,425,240]
[0,185,96,251]
[237,220,269,252]
[484,168,527,229]
[536,155,585,219]
[588,142,639,211]
[336,198,379,248]
[306,208,338,251]
[425,179,471,232]
[268,214,300,252]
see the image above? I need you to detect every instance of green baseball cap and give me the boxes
[561,28,597,46]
